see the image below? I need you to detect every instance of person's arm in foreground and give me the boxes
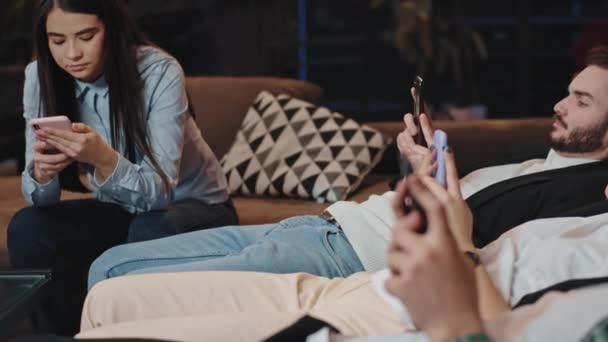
[386,175,483,341]
[385,151,508,340]
[419,149,510,321]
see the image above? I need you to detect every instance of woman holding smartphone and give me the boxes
[7,0,237,334]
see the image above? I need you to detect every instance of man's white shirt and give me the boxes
[328,149,597,273]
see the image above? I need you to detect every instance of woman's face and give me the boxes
[46,6,106,83]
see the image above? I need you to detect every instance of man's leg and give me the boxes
[87,221,276,289]
[88,216,364,289]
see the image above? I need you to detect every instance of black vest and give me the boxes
[467,160,608,248]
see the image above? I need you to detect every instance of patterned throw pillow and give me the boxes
[220,91,392,203]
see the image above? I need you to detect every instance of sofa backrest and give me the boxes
[185,76,323,160]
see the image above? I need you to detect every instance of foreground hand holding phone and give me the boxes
[386,174,483,341]
[395,147,473,246]
[381,148,509,340]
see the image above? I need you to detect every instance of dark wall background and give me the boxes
[1,0,608,122]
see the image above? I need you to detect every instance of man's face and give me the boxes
[46,7,106,83]
[551,65,608,154]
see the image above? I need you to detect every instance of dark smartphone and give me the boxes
[412,76,424,146]
[402,76,428,233]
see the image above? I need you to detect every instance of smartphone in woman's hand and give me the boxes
[30,115,72,132]
[30,115,72,154]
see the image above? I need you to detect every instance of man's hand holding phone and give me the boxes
[30,116,74,184]
[397,77,435,176]
[398,112,435,174]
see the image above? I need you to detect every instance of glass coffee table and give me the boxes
[0,270,51,339]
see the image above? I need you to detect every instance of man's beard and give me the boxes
[550,115,608,153]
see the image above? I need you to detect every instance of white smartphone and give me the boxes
[29,115,72,132]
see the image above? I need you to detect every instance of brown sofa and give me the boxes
[184,76,553,224]
[0,75,553,269]
[184,76,399,224]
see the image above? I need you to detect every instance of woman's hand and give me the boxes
[32,140,73,184]
[397,112,435,175]
[37,123,119,179]
[386,176,482,341]
[391,146,473,248]
[419,148,474,250]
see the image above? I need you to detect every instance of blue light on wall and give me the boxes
[297,0,308,80]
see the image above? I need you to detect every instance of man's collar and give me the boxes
[75,75,109,99]
[547,149,599,169]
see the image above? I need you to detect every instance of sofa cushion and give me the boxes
[221,91,392,203]
[186,77,322,160]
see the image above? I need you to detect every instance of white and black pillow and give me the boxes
[220,91,392,203]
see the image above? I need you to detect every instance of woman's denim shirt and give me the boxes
[21,46,229,213]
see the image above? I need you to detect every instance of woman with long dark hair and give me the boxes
[7,0,238,334]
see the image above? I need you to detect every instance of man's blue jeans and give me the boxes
[88,215,365,289]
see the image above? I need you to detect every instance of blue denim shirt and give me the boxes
[21,46,229,213]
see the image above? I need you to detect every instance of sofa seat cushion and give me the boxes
[233,174,393,225]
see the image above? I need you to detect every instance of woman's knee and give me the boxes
[127,211,172,243]
[127,201,241,243]
[7,207,54,268]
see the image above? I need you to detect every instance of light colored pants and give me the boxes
[88,215,365,289]
[78,271,405,342]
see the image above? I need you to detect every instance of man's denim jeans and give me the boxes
[88,215,365,289]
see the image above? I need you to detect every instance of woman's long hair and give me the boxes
[33,0,169,192]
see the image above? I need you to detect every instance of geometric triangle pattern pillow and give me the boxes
[220,91,392,203]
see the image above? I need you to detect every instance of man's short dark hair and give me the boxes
[586,45,608,69]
